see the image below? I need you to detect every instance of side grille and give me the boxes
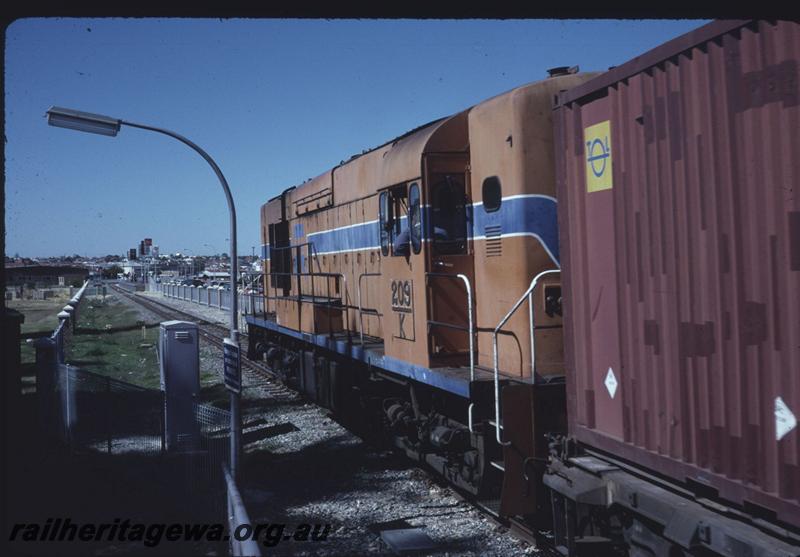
[485,225,502,257]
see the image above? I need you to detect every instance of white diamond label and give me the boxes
[775,397,797,441]
[604,367,618,399]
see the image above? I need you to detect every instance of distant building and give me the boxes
[122,261,143,280]
[129,248,137,260]
[6,265,89,288]
[200,271,229,279]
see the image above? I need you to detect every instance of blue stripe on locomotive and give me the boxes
[472,195,559,264]
[261,195,559,266]
[307,220,381,255]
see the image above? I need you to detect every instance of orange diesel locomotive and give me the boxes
[247,69,593,514]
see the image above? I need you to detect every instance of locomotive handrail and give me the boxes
[293,186,331,206]
[267,242,315,251]
[268,269,351,340]
[426,272,476,434]
[357,272,382,346]
[491,269,560,446]
[425,273,474,382]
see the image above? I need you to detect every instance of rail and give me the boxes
[223,463,262,557]
[357,272,382,346]
[491,270,560,446]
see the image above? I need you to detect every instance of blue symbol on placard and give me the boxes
[586,137,611,178]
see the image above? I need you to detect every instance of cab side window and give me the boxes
[390,186,409,256]
[379,186,411,256]
[379,191,390,256]
[482,176,502,212]
[431,175,467,255]
[408,183,421,254]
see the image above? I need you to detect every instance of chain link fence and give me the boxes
[35,340,232,521]
[32,288,256,550]
[50,364,165,455]
[28,360,235,556]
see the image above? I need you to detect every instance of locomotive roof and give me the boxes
[268,74,585,206]
[333,72,594,171]
[340,117,447,166]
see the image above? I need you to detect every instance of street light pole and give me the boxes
[45,106,242,479]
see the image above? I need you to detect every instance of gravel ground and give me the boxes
[132,290,541,556]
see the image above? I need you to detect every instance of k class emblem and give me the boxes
[390,279,415,341]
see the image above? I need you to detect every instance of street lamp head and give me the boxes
[46,106,121,137]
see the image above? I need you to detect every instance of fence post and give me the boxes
[34,337,58,434]
[63,304,76,334]
[64,364,72,450]
[57,312,70,363]
[69,294,81,326]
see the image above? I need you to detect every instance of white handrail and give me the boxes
[491,269,560,446]
[426,272,476,433]
[357,272,382,346]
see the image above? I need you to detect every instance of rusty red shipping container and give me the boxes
[555,19,800,528]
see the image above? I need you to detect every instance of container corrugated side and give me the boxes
[555,19,800,527]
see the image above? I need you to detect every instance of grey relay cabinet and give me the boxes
[159,320,200,451]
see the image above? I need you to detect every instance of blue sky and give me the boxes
[5,18,709,258]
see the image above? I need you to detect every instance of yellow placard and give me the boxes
[584,121,613,192]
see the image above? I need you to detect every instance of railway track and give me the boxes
[110,284,298,402]
[111,284,558,554]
